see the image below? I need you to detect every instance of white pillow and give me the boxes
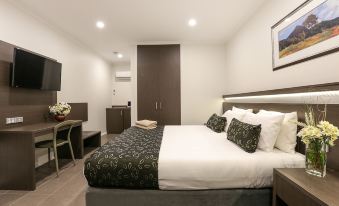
[232,106,253,113]
[259,110,298,154]
[242,112,284,152]
[222,110,247,132]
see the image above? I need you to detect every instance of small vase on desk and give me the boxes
[54,115,66,122]
[305,139,327,177]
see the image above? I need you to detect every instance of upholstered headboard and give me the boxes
[222,101,339,171]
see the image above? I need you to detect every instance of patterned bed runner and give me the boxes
[84,126,164,189]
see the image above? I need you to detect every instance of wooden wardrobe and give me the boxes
[137,44,181,125]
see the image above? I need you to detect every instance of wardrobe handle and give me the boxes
[120,110,123,116]
[155,102,158,110]
[160,102,162,110]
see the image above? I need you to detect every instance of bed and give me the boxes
[84,102,312,206]
[84,125,304,190]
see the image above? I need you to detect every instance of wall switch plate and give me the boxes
[5,117,23,124]
[16,117,23,123]
[6,118,11,124]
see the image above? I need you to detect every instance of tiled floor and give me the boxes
[0,134,116,206]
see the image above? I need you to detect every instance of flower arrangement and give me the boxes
[49,102,71,121]
[296,105,339,177]
[297,106,339,146]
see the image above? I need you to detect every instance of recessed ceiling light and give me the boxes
[188,18,197,27]
[117,53,123,58]
[96,21,105,29]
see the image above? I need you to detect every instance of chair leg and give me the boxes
[48,148,51,166]
[68,139,76,166]
[53,145,59,177]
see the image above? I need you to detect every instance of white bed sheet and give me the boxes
[158,125,305,190]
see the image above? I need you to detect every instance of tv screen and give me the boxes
[11,48,62,91]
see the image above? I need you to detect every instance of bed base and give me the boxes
[86,187,272,206]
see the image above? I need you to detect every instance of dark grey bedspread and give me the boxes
[84,126,164,189]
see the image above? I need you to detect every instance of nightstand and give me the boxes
[273,168,339,206]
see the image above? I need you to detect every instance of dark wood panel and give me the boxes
[123,107,131,129]
[273,169,339,206]
[106,108,124,134]
[222,102,339,171]
[67,103,88,122]
[83,131,101,154]
[137,45,160,122]
[0,40,57,129]
[275,175,320,206]
[0,133,35,190]
[137,45,181,125]
[0,105,51,129]
[158,45,181,125]
[223,82,339,98]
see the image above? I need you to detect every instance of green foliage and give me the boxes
[306,139,327,174]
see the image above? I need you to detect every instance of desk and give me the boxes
[0,120,83,190]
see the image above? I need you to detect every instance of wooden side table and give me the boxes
[273,168,339,206]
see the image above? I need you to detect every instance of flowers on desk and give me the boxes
[296,106,339,177]
[49,102,71,122]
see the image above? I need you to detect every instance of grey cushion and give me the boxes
[206,113,227,133]
[227,118,261,153]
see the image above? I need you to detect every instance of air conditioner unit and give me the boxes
[115,71,131,79]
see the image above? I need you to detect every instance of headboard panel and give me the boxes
[222,102,339,171]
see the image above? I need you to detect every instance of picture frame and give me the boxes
[272,0,339,71]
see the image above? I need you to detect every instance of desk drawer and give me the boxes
[275,174,321,206]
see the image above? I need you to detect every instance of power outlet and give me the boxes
[16,117,23,123]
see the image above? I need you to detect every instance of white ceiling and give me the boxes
[8,0,267,63]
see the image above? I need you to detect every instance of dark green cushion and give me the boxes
[206,114,227,133]
[227,118,261,153]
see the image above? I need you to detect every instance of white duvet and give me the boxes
[158,125,305,190]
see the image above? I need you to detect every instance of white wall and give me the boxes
[112,63,132,106]
[181,44,227,124]
[131,44,228,125]
[224,0,339,95]
[0,1,112,166]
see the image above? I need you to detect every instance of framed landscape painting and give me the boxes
[272,0,339,70]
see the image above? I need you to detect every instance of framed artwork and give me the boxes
[272,0,339,71]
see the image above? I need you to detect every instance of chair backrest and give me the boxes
[53,120,77,141]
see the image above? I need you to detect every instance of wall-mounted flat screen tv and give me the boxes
[11,48,62,91]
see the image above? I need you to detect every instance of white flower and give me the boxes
[49,102,72,116]
[318,121,339,146]
[297,126,322,144]
[294,105,338,147]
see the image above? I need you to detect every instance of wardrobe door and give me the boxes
[158,45,181,125]
[137,45,160,121]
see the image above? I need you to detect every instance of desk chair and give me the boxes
[35,120,77,176]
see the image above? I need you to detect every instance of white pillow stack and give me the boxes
[222,110,247,132]
[222,106,253,132]
[232,106,253,113]
[259,110,298,154]
[242,112,285,152]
